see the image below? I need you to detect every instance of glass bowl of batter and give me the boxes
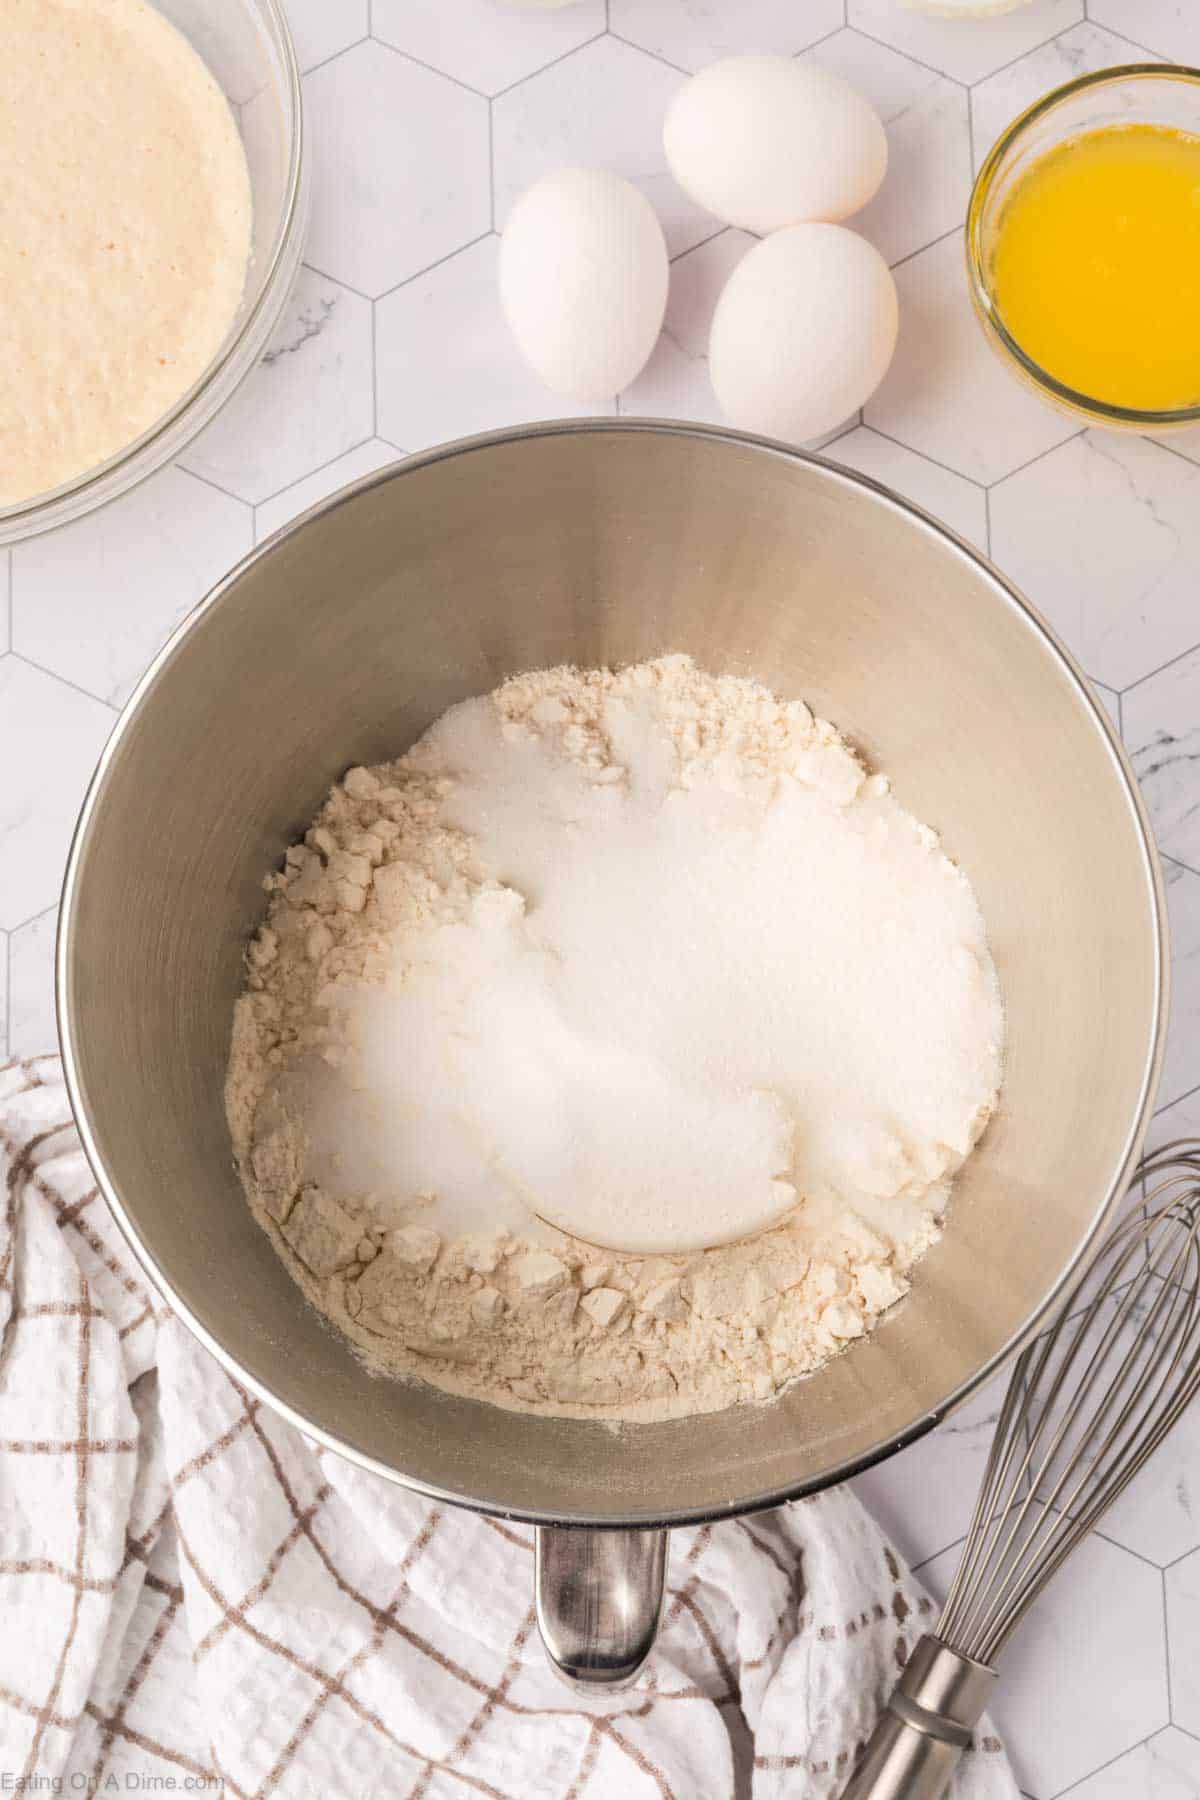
[0,0,306,545]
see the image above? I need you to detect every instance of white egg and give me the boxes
[499,168,668,402]
[709,224,898,442]
[663,54,887,235]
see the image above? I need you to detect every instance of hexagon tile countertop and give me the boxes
[4,3,1200,1794]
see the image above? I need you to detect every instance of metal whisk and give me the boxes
[842,1140,1200,1800]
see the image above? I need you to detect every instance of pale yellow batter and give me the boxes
[1,0,252,506]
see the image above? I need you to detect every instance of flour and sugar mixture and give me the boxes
[227,656,1003,1420]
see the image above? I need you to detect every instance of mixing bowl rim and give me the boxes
[56,417,1169,1529]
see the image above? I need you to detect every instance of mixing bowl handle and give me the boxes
[534,1525,668,1692]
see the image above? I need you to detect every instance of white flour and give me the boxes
[227,656,1003,1420]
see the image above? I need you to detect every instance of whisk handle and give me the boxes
[839,1636,996,1800]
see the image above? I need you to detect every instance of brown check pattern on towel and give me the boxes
[0,1059,1015,1800]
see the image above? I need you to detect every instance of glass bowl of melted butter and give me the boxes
[967,64,1200,429]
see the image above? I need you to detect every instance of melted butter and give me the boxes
[989,121,1200,412]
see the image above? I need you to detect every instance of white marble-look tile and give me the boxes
[12,469,252,709]
[971,24,1165,174]
[0,554,10,655]
[864,232,1077,485]
[282,0,368,73]
[8,907,57,1060]
[1089,0,1200,63]
[1160,860,1200,1115]
[802,421,862,456]
[802,31,971,269]
[254,439,401,544]
[846,0,1083,87]
[922,1528,1168,1798]
[0,660,113,932]
[609,0,842,72]
[303,41,490,298]
[492,36,711,258]
[824,425,988,550]
[1092,680,1120,733]
[990,433,1200,692]
[0,927,8,1061]
[1068,1728,1200,1800]
[1097,1381,1200,1574]
[181,268,374,504]
[373,0,605,96]
[622,229,753,423]
[1021,1275,1200,1571]
[1145,1086,1200,1158]
[1165,1548,1200,1741]
[1151,428,1200,468]
[376,236,605,450]
[852,1372,1013,1572]
[1124,648,1200,878]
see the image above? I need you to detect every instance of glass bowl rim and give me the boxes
[966,61,1200,428]
[0,0,305,541]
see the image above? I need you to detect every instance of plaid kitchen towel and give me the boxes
[0,1057,1016,1800]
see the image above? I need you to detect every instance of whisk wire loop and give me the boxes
[938,1148,1200,1665]
[841,1146,1200,1800]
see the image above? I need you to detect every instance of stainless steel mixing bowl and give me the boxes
[58,421,1167,1686]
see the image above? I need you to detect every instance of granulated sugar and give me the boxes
[227,656,1003,1420]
